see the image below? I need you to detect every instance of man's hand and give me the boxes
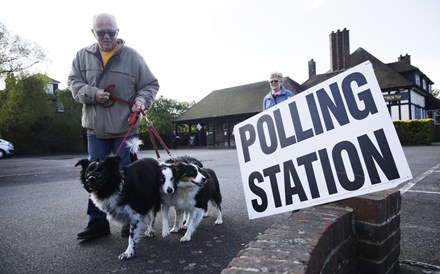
[95,89,110,104]
[131,101,145,112]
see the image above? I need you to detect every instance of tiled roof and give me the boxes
[174,77,303,122]
[351,48,415,90]
[387,60,434,84]
[175,47,437,123]
[302,47,415,91]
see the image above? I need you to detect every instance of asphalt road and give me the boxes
[397,145,440,273]
[0,145,439,274]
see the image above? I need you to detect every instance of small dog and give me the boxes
[160,159,223,242]
[75,156,161,260]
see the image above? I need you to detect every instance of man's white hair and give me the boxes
[92,13,118,29]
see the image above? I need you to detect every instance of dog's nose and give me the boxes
[166,187,174,194]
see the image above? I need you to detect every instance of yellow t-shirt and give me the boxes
[100,47,118,67]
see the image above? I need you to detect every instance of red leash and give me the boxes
[114,112,140,156]
[103,84,134,108]
[103,84,172,159]
[147,122,172,160]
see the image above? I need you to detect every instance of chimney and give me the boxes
[308,59,316,78]
[398,54,411,64]
[329,28,350,71]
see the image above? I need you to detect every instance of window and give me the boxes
[413,105,423,119]
[208,121,217,133]
[415,74,421,86]
[401,105,409,120]
[391,105,400,121]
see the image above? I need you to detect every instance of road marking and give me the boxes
[400,163,440,194]
[0,171,50,178]
[407,190,440,195]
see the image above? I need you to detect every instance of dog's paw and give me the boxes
[145,228,156,238]
[162,231,170,238]
[180,235,191,242]
[170,227,180,233]
[215,219,223,225]
[118,251,134,260]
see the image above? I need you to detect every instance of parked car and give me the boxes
[0,138,14,159]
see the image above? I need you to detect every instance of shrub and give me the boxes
[394,119,434,145]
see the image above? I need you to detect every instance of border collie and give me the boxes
[75,156,161,260]
[160,160,223,242]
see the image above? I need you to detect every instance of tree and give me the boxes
[0,73,53,153]
[432,89,440,99]
[141,96,194,148]
[0,22,46,77]
[0,73,52,130]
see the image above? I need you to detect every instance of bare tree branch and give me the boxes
[0,22,47,76]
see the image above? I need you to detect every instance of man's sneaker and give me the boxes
[77,219,110,240]
[121,223,130,238]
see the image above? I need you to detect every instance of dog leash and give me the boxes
[103,84,172,160]
[103,84,133,108]
[144,116,173,160]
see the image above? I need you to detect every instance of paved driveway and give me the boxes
[0,144,439,273]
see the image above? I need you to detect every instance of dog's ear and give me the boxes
[75,159,90,190]
[172,161,182,170]
[179,162,196,178]
[75,159,91,169]
[164,158,175,164]
[104,156,121,169]
[171,162,184,177]
[181,163,193,177]
[188,159,203,168]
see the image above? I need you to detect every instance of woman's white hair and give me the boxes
[269,71,284,83]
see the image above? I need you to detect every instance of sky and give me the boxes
[1,0,439,103]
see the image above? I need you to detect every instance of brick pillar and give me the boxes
[335,188,401,273]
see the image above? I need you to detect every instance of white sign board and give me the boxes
[234,61,413,219]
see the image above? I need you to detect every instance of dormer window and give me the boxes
[415,74,421,86]
[422,79,427,91]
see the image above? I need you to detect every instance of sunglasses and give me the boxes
[95,30,118,37]
[269,79,279,84]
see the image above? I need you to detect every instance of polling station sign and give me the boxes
[234,61,413,219]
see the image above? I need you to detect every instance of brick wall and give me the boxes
[335,189,401,273]
[222,189,401,273]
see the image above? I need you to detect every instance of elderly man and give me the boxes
[68,13,159,241]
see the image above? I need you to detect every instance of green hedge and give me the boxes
[394,119,434,145]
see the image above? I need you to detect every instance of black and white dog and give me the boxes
[160,158,223,242]
[75,156,161,260]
